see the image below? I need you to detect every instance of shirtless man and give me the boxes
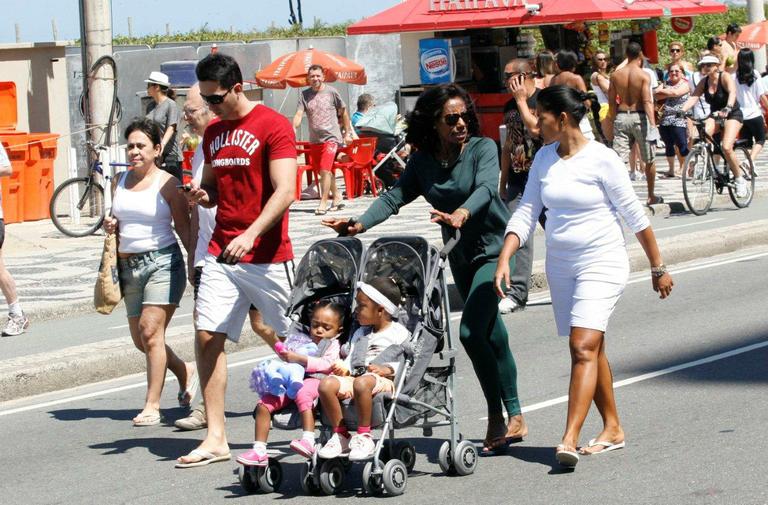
[607,42,662,205]
[551,50,595,140]
[721,23,741,73]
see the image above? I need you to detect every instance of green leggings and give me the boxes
[452,259,521,417]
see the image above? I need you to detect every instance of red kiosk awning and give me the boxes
[347,0,727,35]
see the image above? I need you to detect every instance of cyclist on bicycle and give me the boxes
[680,54,748,198]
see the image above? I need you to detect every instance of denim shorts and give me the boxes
[119,243,186,318]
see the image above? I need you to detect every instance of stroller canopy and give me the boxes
[288,237,364,323]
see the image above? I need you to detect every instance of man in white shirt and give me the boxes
[174,83,279,431]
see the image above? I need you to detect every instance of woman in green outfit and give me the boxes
[322,84,526,454]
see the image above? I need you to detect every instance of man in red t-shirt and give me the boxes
[176,54,297,468]
[293,64,356,215]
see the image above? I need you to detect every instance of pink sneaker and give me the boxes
[236,448,268,467]
[289,438,316,458]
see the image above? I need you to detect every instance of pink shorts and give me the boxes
[331,373,395,400]
[257,378,320,414]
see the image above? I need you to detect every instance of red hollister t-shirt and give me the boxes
[203,104,296,264]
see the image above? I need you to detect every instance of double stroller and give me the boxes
[238,232,476,496]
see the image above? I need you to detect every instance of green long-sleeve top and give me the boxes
[357,136,510,267]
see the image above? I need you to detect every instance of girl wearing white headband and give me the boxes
[316,277,410,461]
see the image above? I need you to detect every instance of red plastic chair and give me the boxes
[295,143,321,201]
[333,138,378,199]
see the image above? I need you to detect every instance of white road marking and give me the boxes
[108,312,193,330]
[2,249,765,418]
[653,218,723,232]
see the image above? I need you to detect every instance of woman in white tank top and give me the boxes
[104,118,194,427]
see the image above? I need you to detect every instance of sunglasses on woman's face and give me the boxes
[201,87,233,105]
[670,48,681,53]
[443,111,471,127]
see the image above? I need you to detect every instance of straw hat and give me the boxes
[144,71,170,87]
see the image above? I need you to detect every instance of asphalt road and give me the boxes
[4,196,768,361]
[1,247,767,504]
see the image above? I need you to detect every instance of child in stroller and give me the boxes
[316,277,409,461]
[237,301,346,466]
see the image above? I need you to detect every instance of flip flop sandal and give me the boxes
[133,412,163,427]
[580,439,626,455]
[556,444,579,467]
[480,437,511,457]
[330,202,346,212]
[175,449,232,469]
[314,208,328,215]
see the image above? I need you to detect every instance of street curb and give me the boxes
[2,219,767,403]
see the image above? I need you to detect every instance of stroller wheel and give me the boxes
[238,465,259,493]
[453,441,479,476]
[362,461,382,496]
[300,461,321,495]
[392,441,417,473]
[318,458,346,495]
[438,441,455,475]
[256,459,283,493]
[381,459,408,496]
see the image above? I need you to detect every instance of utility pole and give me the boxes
[747,0,766,72]
[79,0,115,149]
[52,19,58,41]
[14,24,20,43]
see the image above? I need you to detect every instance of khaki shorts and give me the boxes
[331,373,396,400]
[613,112,656,164]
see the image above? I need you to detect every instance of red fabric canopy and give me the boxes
[347,0,727,35]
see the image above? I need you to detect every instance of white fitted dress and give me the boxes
[506,141,650,336]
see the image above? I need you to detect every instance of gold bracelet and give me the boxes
[455,207,470,220]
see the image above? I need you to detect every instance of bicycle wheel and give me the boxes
[728,147,755,208]
[50,177,105,237]
[682,144,714,216]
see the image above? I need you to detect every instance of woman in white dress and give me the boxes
[494,85,674,468]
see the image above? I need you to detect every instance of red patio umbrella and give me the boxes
[736,20,768,49]
[255,47,367,89]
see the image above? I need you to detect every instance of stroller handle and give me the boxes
[439,226,461,259]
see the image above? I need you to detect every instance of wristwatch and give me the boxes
[651,264,668,278]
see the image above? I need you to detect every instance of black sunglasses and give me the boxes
[201,87,233,105]
[443,112,471,127]
[670,48,681,53]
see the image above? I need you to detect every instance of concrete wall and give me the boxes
[0,42,72,186]
[400,32,432,87]
[346,33,404,114]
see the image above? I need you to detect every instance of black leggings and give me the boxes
[740,116,766,146]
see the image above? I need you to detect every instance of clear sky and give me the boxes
[0,0,401,43]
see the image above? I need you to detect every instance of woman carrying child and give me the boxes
[316,277,409,460]
[236,300,345,466]
[323,84,527,454]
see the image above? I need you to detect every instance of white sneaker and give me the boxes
[2,312,29,336]
[735,176,749,198]
[348,433,376,461]
[318,433,350,459]
[498,297,524,314]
